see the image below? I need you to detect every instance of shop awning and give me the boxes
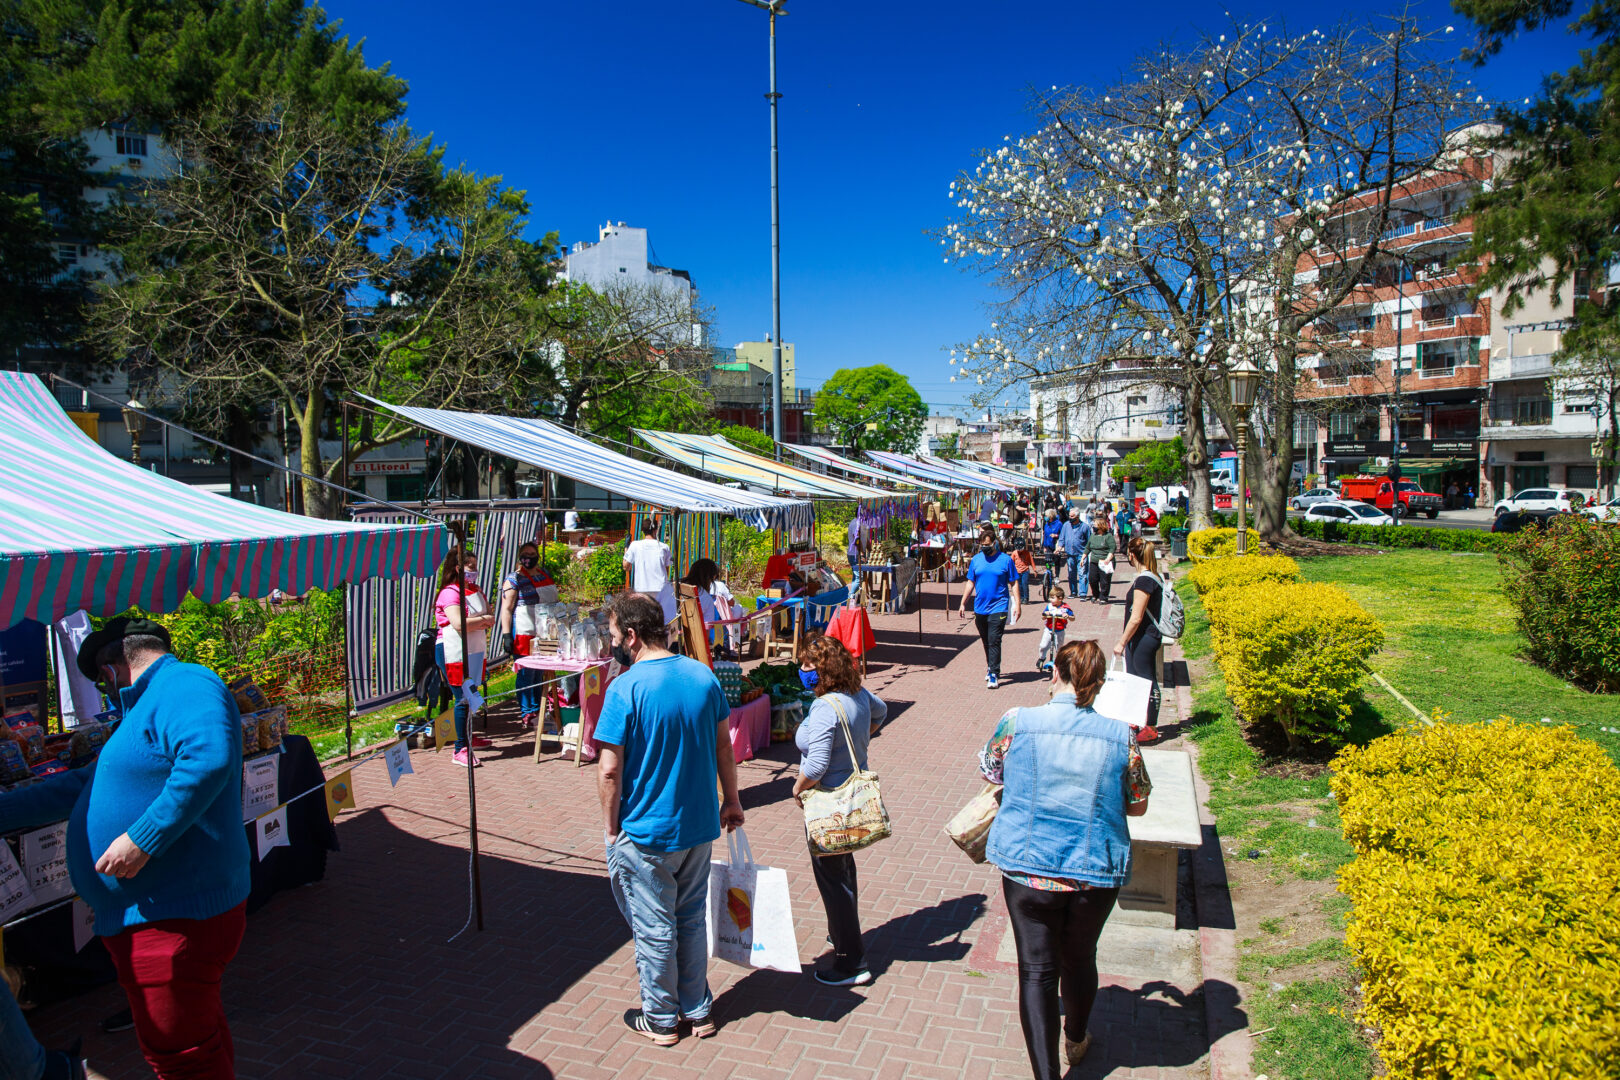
[865,450,1018,492]
[636,430,903,502]
[0,372,448,627]
[939,455,1060,488]
[778,443,950,492]
[362,399,811,533]
[1394,457,1472,477]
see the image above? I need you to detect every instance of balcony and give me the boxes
[1489,352,1555,381]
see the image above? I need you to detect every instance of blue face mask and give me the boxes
[799,668,820,690]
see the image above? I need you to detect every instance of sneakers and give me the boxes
[987,673,1000,690]
[468,734,493,749]
[622,1008,678,1046]
[813,962,873,987]
[452,748,481,768]
[687,1016,716,1038]
[518,712,537,731]
[1065,1030,1092,1065]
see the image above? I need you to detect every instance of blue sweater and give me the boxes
[0,654,250,935]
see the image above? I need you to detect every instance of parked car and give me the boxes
[1581,494,1620,524]
[1337,475,1445,519]
[1304,501,1395,526]
[1491,508,1561,533]
[1290,487,1338,510]
[1493,488,1585,517]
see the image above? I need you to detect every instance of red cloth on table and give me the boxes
[763,553,794,587]
[727,695,772,762]
[825,606,876,656]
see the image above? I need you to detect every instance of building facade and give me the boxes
[1027,363,1184,489]
[563,221,696,309]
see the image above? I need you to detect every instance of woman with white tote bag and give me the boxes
[1110,536,1165,742]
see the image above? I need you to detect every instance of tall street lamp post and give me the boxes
[733,0,787,454]
[122,399,145,468]
[1226,358,1262,556]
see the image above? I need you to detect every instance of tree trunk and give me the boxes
[1254,352,1297,542]
[1183,375,1216,530]
[299,391,339,520]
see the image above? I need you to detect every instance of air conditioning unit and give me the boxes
[126,157,143,169]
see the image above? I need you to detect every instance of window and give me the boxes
[386,476,425,502]
[1565,402,1595,414]
[1127,395,1148,407]
[1056,401,1069,440]
[1567,465,1598,489]
[1513,468,1550,490]
[1515,399,1552,425]
[56,244,77,264]
[1515,451,1545,463]
[618,267,627,273]
[114,129,147,156]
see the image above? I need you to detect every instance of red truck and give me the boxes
[1337,475,1444,519]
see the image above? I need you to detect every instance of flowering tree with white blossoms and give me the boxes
[944,17,1479,535]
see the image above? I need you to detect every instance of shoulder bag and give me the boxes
[944,782,1003,864]
[801,698,892,855]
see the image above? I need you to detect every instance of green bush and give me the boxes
[538,541,572,581]
[1497,515,1620,692]
[1293,518,1504,552]
[582,539,627,597]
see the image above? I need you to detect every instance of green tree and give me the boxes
[813,364,927,452]
[1110,436,1185,487]
[1455,0,1620,495]
[717,424,775,456]
[934,431,961,459]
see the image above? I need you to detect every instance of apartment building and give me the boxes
[1027,362,1184,489]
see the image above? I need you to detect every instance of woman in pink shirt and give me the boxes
[435,547,496,767]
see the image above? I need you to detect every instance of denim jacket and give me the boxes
[984,694,1134,887]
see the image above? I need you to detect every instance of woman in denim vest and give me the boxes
[978,640,1152,1077]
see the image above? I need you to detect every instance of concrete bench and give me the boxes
[1118,748,1203,928]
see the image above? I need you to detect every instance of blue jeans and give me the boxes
[606,833,714,1027]
[516,663,544,717]
[0,980,44,1080]
[434,642,474,751]
[1066,553,1089,597]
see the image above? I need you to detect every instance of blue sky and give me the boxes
[325,0,1580,416]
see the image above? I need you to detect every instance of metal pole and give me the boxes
[1391,277,1404,526]
[1236,418,1249,555]
[448,520,485,933]
[768,7,784,453]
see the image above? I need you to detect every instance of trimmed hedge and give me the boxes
[1187,527,1262,560]
[1292,518,1504,552]
[1206,580,1383,747]
[1497,514,1620,692]
[1186,554,1300,597]
[1334,720,1620,1079]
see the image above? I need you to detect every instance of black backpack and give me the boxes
[412,628,444,708]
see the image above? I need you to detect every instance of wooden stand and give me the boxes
[761,590,802,661]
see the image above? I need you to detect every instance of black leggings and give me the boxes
[1088,561,1110,602]
[1124,629,1162,726]
[809,847,865,971]
[1003,876,1120,1080]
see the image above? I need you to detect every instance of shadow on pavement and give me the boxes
[1065,979,1245,1078]
[865,892,988,976]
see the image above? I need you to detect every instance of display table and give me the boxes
[727,695,772,763]
[513,655,613,766]
[1118,748,1203,928]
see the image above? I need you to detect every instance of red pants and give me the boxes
[102,903,247,1080]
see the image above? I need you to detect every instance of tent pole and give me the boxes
[342,586,354,761]
[341,401,351,514]
[448,520,485,932]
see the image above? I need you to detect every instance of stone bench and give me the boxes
[1118,747,1203,928]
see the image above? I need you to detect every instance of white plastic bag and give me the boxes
[1091,656,1153,728]
[707,829,799,973]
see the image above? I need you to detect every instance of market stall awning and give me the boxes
[361,399,811,533]
[943,455,1061,488]
[864,450,1017,492]
[779,443,950,492]
[0,372,447,627]
[636,430,903,502]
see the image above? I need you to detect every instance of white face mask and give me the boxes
[463,568,478,585]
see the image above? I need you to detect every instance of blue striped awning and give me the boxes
[864,450,1018,492]
[779,443,950,492]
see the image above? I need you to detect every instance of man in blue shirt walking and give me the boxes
[1057,507,1093,600]
[597,593,746,1046]
[958,528,1022,688]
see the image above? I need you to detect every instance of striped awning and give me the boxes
[779,443,950,492]
[865,450,1018,492]
[636,431,905,502]
[362,399,812,533]
[0,372,448,627]
[943,455,1061,488]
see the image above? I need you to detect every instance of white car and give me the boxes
[1494,488,1585,516]
[1582,495,1620,524]
[1290,487,1338,510]
[1305,501,1395,526]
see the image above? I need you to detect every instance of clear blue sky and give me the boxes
[325,0,1579,416]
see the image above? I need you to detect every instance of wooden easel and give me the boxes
[676,584,713,668]
[761,589,802,661]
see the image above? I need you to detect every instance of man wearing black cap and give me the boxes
[0,617,249,1079]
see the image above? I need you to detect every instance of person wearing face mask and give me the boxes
[0,617,250,1080]
[500,541,560,730]
[959,527,1022,689]
[595,593,745,1045]
[792,636,888,986]
[435,547,496,767]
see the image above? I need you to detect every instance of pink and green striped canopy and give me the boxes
[0,372,448,628]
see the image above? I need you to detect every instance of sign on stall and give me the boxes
[20,823,71,903]
[0,841,37,921]
[242,756,279,823]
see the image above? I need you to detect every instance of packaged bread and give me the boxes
[258,705,288,751]
[0,740,29,783]
[228,677,270,715]
[241,715,262,755]
[68,721,108,764]
[10,724,45,765]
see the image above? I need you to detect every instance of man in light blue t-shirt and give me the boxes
[958,527,1023,689]
[596,593,745,1046]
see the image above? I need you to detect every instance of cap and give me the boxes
[77,617,172,681]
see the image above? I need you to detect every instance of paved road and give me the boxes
[1284,505,1494,531]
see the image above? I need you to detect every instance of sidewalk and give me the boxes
[33,578,1237,1080]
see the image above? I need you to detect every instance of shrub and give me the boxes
[1292,518,1504,552]
[1205,581,1382,747]
[1186,554,1299,597]
[1496,515,1620,692]
[581,539,627,597]
[538,542,572,582]
[1333,720,1620,1079]
[1186,526,1261,560]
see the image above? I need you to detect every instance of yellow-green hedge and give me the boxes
[1334,720,1620,1078]
[1186,554,1300,596]
[1186,527,1261,561]
[1206,581,1382,745]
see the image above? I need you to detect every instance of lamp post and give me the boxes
[733,0,787,453]
[122,399,145,468]
[1226,358,1261,555]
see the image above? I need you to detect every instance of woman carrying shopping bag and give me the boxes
[1084,513,1116,605]
[977,640,1152,1078]
[434,547,495,767]
[1114,536,1164,742]
[792,636,888,986]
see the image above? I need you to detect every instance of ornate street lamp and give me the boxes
[1226,358,1261,555]
[121,399,145,468]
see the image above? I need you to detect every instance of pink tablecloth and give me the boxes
[514,655,612,762]
[728,695,772,763]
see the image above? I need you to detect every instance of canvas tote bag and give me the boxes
[800,698,892,855]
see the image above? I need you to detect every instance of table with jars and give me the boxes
[512,601,617,766]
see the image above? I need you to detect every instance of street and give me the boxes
[1283,506,1495,531]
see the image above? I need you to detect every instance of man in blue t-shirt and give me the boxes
[958,527,1022,688]
[596,593,745,1045]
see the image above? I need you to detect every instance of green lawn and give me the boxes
[1297,550,1619,758]
[300,667,520,762]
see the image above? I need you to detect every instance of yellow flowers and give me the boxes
[1186,553,1300,596]
[1186,527,1262,560]
[1333,721,1620,1079]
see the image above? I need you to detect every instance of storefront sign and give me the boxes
[1325,441,1388,459]
[350,460,424,476]
[1428,439,1478,456]
[1325,439,1479,460]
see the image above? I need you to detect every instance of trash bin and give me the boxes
[1170,528,1190,559]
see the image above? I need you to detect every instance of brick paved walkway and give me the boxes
[34,577,1230,1079]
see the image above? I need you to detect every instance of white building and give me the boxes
[1027,362,1184,489]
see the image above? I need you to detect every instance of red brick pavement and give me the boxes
[33,578,1223,1080]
